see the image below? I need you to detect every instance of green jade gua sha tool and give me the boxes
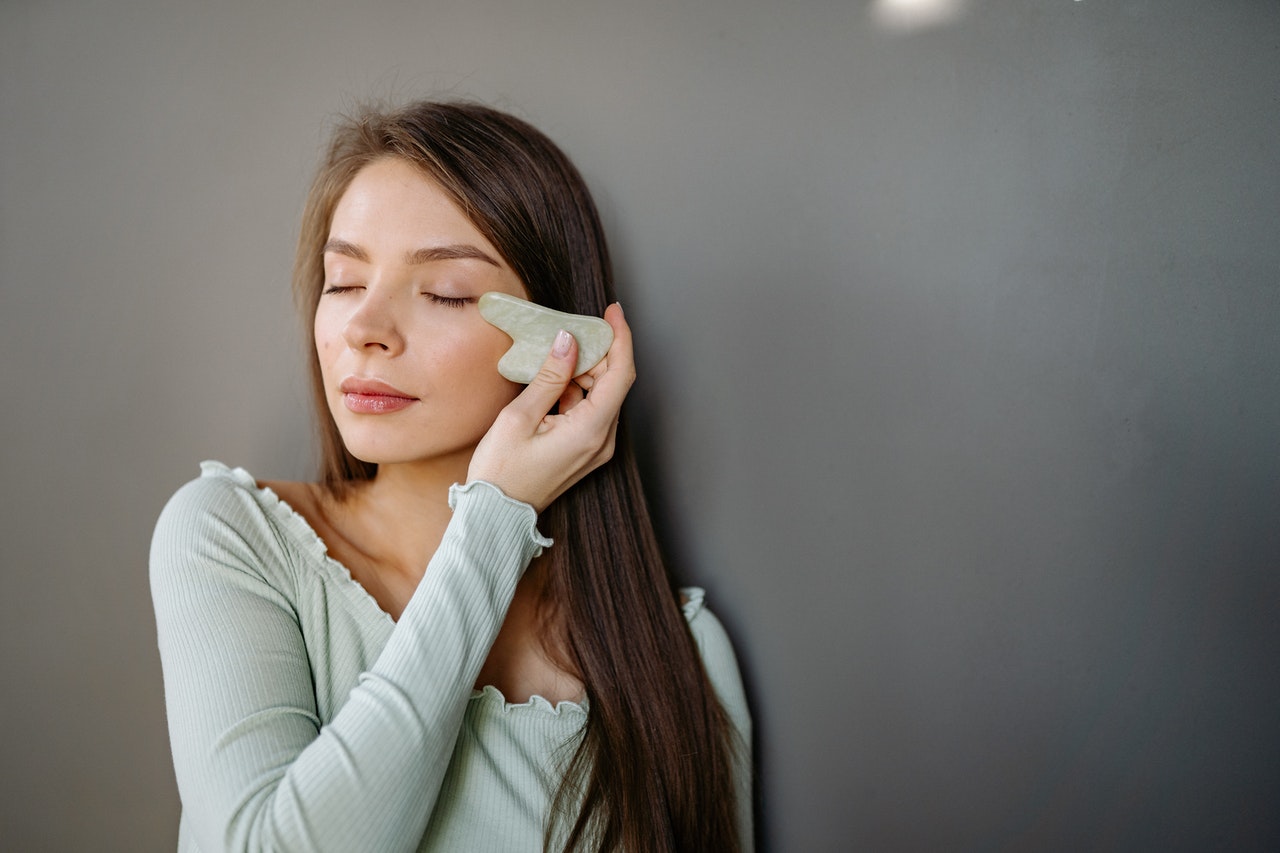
[478,292,614,384]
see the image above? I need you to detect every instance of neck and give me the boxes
[325,456,470,581]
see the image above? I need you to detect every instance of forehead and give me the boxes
[330,159,490,247]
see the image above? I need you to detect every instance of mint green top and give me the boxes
[150,462,752,852]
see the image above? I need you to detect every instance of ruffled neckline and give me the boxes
[198,460,710,717]
[200,460,396,627]
[470,684,588,717]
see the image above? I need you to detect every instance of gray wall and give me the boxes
[3,1,1277,850]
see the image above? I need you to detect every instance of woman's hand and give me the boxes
[467,303,635,513]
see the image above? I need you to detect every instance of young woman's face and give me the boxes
[314,157,528,473]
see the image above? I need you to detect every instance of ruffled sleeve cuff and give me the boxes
[448,480,553,560]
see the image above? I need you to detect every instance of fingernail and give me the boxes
[552,329,572,357]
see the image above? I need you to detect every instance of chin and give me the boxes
[338,433,479,470]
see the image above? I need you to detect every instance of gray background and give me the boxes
[3,1,1278,850]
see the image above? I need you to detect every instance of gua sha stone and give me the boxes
[478,292,614,383]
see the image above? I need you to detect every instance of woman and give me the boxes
[151,100,751,852]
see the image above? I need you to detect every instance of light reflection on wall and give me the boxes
[869,0,970,34]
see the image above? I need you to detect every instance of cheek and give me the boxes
[313,315,337,358]
[437,329,521,401]
[313,308,349,368]
[477,330,522,393]
[315,337,340,381]
[459,354,514,395]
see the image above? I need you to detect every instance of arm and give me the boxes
[154,307,635,852]
[152,477,546,853]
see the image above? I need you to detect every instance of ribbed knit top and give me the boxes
[150,462,751,852]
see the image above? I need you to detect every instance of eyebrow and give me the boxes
[323,238,501,268]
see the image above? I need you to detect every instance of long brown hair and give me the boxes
[292,100,743,852]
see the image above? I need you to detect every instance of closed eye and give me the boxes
[322,284,362,295]
[425,293,476,308]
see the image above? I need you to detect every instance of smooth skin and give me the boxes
[266,158,634,705]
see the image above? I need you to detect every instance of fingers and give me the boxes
[504,329,578,428]
[558,379,587,414]
[575,303,635,417]
[544,303,631,457]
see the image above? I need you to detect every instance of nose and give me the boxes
[341,289,406,355]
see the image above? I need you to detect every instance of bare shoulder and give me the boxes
[259,479,322,511]
[257,478,344,551]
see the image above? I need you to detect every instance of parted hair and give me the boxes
[292,100,743,852]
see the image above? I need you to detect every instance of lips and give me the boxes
[339,377,419,414]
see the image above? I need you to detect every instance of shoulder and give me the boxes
[679,587,752,737]
[150,461,304,599]
[163,458,279,503]
[153,461,275,550]
[679,587,731,656]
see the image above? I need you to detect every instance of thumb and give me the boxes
[506,329,577,426]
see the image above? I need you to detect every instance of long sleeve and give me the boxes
[150,475,549,853]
